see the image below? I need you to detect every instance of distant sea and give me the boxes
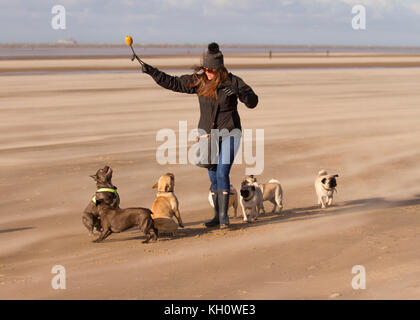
[1,44,420,59]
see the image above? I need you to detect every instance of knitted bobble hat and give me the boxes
[203,42,224,69]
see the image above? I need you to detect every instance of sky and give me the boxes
[0,0,419,46]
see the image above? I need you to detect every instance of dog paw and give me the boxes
[179,224,184,228]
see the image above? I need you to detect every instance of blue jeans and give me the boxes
[208,136,241,191]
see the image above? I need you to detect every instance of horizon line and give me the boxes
[2,43,420,49]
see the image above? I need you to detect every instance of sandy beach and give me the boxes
[0,54,420,299]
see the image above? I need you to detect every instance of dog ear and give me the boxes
[321,178,327,184]
[334,174,339,178]
[165,185,169,192]
[152,183,158,189]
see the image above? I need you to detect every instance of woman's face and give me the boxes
[204,67,215,80]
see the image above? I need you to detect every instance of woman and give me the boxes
[141,42,258,229]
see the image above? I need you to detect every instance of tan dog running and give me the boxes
[315,170,339,208]
[240,182,263,223]
[242,175,284,214]
[151,173,184,236]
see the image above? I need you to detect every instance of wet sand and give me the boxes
[0,55,420,299]
[3,53,420,73]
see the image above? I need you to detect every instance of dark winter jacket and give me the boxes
[144,66,258,134]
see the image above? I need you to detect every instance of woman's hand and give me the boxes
[222,86,240,97]
[141,62,154,74]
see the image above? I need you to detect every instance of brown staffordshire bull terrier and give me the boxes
[151,173,184,236]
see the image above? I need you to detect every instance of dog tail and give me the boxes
[318,170,328,176]
[268,179,281,184]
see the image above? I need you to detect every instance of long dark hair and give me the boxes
[191,66,229,99]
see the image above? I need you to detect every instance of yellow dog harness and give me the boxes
[92,188,120,207]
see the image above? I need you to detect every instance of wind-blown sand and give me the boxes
[0,55,419,299]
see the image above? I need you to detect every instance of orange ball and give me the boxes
[125,36,133,46]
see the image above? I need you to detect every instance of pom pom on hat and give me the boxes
[208,42,220,54]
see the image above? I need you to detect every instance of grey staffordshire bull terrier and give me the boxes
[94,201,158,243]
[82,165,120,235]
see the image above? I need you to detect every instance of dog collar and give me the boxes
[92,188,120,206]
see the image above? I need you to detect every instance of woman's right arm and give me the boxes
[142,63,198,94]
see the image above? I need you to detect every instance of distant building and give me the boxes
[57,38,77,45]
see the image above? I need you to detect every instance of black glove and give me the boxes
[131,53,153,74]
[140,61,154,74]
[222,86,240,97]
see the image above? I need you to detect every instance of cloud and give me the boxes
[404,2,420,15]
